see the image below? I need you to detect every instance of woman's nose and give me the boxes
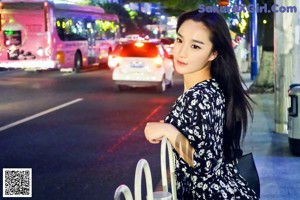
[178,45,188,58]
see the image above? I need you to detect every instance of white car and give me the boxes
[109,41,174,92]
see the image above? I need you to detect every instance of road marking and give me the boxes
[62,72,74,76]
[98,104,164,161]
[0,98,83,132]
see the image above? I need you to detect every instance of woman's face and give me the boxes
[173,19,217,75]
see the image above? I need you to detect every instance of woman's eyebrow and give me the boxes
[177,32,205,45]
[177,32,183,38]
[192,39,205,45]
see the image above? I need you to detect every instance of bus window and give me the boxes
[56,17,87,41]
[95,20,119,41]
[56,19,65,41]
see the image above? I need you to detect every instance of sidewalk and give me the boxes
[241,73,300,199]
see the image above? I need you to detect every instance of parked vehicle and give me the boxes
[0,0,120,72]
[108,41,174,92]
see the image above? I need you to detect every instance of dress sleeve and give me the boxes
[183,91,219,176]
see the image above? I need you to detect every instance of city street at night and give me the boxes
[1,0,300,199]
[1,69,300,199]
[0,68,181,199]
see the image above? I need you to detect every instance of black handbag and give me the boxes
[236,152,260,198]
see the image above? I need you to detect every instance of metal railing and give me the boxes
[159,136,177,200]
[134,158,154,200]
[114,136,177,200]
[114,184,134,200]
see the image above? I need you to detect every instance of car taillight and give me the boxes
[109,55,121,67]
[154,56,163,68]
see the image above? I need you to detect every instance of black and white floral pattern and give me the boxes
[165,79,259,200]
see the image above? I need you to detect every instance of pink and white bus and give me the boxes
[0,0,120,72]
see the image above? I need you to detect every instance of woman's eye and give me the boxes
[176,38,182,43]
[191,44,201,49]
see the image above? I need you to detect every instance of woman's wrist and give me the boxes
[164,123,180,143]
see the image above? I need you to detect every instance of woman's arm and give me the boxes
[144,122,195,167]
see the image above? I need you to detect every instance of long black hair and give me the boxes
[176,10,254,161]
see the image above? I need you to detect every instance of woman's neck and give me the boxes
[183,67,212,92]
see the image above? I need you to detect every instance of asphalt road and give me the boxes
[0,67,183,200]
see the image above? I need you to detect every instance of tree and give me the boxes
[133,11,158,37]
[103,3,161,36]
[124,0,214,16]
[98,3,139,36]
[79,0,93,5]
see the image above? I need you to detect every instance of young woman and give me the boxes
[144,10,259,199]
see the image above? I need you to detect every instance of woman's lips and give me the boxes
[176,60,187,66]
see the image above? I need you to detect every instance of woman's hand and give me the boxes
[144,122,176,144]
[145,121,194,167]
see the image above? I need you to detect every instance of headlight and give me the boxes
[36,47,44,57]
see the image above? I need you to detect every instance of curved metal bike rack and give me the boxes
[158,136,177,200]
[114,184,134,200]
[134,159,154,200]
[114,137,177,200]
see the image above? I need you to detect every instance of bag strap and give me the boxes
[235,149,243,158]
[233,149,243,164]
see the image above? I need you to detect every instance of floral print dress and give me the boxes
[165,79,259,200]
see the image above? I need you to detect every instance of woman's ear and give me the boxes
[208,51,218,61]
